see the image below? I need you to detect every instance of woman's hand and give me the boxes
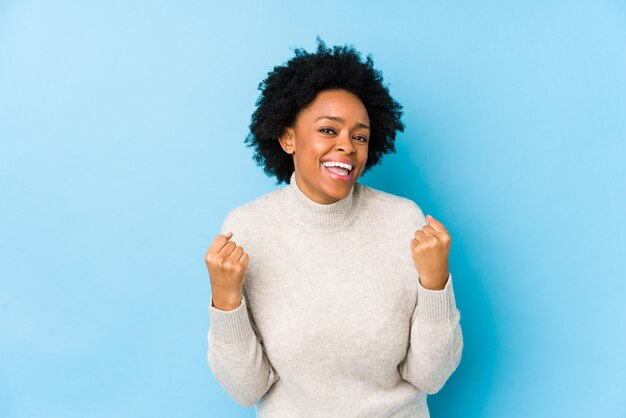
[205,232,249,310]
[410,214,451,290]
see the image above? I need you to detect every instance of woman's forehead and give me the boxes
[298,90,369,123]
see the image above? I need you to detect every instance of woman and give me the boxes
[204,38,463,417]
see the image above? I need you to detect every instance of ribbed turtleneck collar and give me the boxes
[282,171,360,231]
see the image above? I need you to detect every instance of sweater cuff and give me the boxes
[415,272,459,324]
[208,295,255,343]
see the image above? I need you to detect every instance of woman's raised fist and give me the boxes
[410,215,451,290]
[204,232,249,311]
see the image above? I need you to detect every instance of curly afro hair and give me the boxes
[244,36,405,185]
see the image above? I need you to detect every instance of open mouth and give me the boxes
[321,162,352,181]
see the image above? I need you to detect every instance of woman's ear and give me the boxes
[278,127,295,155]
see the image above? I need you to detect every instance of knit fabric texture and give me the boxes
[207,171,463,417]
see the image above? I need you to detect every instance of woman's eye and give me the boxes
[319,128,367,142]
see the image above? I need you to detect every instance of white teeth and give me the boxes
[322,161,352,171]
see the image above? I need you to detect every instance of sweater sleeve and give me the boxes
[398,272,463,394]
[207,287,280,407]
[206,209,279,407]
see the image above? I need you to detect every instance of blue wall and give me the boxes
[1,1,625,417]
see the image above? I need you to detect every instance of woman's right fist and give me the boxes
[204,232,249,311]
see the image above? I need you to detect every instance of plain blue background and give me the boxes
[1,1,625,417]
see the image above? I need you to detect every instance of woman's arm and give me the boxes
[399,203,463,393]
[208,285,279,407]
[206,210,280,407]
[398,273,463,394]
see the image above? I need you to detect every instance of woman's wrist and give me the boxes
[211,291,243,311]
[418,273,449,290]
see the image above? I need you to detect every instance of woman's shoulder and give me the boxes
[357,182,423,212]
[356,183,428,227]
[220,188,283,232]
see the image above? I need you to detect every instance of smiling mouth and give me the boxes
[321,163,352,181]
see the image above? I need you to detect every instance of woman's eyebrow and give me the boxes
[314,115,370,130]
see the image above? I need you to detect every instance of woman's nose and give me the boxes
[335,132,356,153]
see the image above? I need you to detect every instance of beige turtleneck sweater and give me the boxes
[207,171,463,417]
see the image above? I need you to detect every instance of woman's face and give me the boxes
[278,89,370,204]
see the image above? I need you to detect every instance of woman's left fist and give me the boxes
[410,214,452,290]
